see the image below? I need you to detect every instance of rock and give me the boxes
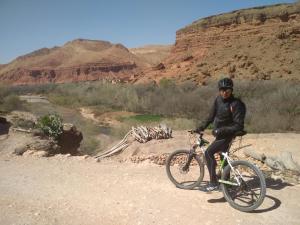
[33,151,49,157]
[154,63,165,70]
[57,124,83,155]
[265,157,285,171]
[182,55,193,61]
[0,117,11,135]
[77,155,89,160]
[23,150,35,157]
[95,158,101,162]
[238,62,246,68]
[32,129,45,137]
[270,173,283,181]
[14,146,28,155]
[244,149,266,162]
[279,152,300,172]
[228,64,236,73]
[28,138,59,154]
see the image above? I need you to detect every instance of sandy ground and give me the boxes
[1,131,300,225]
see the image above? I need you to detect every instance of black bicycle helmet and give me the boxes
[218,77,233,89]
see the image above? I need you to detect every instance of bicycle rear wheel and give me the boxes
[220,160,266,212]
[166,150,204,189]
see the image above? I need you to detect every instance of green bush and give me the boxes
[37,114,63,139]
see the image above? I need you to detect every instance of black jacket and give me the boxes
[199,95,246,138]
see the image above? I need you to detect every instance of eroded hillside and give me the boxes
[138,3,300,84]
[0,39,149,85]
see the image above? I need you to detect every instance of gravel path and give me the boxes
[0,153,299,225]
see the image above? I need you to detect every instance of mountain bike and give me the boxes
[166,131,266,212]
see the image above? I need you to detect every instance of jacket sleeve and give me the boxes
[218,100,246,136]
[198,98,217,130]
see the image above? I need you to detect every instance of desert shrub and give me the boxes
[9,83,57,95]
[159,78,176,88]
[37,114,63,139]
[0,94,26,112]
[110,123,133,139]
[7,79,300,133]
[161,117,196,130]
[121,114,163,123]
[80,137,100,155]
[12,118,36,129]
[235,80,300,132]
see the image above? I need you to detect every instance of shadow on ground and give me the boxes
[204,178,290,213]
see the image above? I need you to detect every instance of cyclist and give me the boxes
[194,77,246,192]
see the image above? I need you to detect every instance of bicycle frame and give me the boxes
[194,135,244,187]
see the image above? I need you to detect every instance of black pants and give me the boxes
[204,137,233,184]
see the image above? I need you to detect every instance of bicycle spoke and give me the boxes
[167,151,203,188]
[222,161,266,210]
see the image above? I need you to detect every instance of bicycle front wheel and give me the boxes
[220,160,266,212]
[166,150,204,189]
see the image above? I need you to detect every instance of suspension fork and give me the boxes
[182,148,197,171]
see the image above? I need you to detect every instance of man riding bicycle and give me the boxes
[193,77,246,192]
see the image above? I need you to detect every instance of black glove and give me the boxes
[212,129,218,137]
[194,126,205,134]
[212,128,225,137]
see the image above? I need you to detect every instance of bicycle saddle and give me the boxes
[235,130,247,137]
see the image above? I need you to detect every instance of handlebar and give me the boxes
[188,130,209,147]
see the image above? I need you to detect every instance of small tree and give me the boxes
[37,114,63,139]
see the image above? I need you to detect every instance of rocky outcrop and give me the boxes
[0,62,138,85]
[11,124,83,157]
[139,3,300,84]
[0,117,11,135]
[57,124,83,155]
[129,45,172,66]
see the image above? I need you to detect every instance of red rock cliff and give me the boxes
[139,3,300,84]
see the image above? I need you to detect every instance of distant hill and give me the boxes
[0,39,150,85]
[129,45,172,66]
[1,2,300,86]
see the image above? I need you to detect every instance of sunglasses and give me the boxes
[219,88,232,93]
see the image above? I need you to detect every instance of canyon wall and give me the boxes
[139,3,300,84]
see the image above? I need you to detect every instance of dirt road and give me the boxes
[0,153,299,225]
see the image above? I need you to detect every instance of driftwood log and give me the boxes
[279,152,300,171]
[244,149,300,173]
[11,127,33,133]
[132,124,172,143]
[95,125,172,160]
[243,149,266,162]
[265,157,286,171]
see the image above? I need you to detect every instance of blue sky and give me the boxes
[0,0,296,64]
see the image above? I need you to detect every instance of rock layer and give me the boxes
[139,3,300,84]
[0,39,145,85]
[0,62,138,85]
